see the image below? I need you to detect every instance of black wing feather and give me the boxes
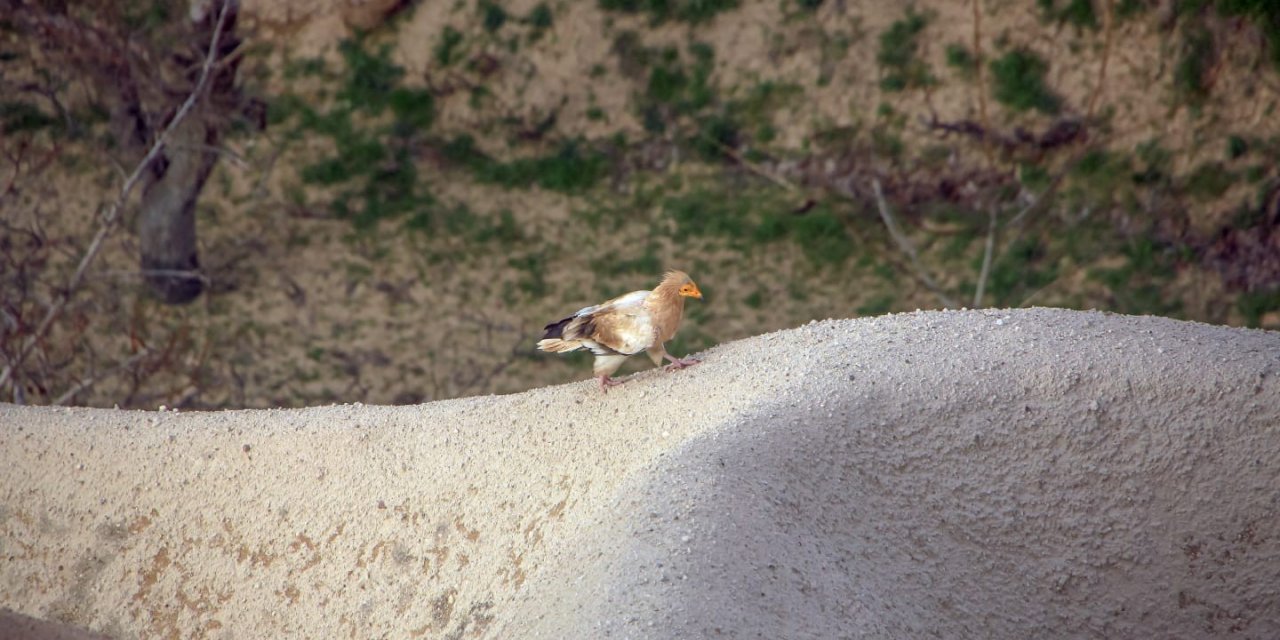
[541,316,573,340]
[542,313,601,345]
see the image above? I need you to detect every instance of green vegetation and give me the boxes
[1226,135,1249,159]
[761,204,855,265]
[664,188,754,239]
[871,127,905,160]
[1165,0,1280,116]
[1238,289,1280,328]
[877,9,934,91]
[274,36,619,232]
[652,186,856,266]
[608,35,801,162]
[1036,0,1098,30]
[509,250,551,298]
[731,81,801,140]
[246,5,1280,395]
[989,49,1061,114]
[406,204,524,248]
[1182,162,1236,200]
[14,0,1280,412]
[1133,139,1172,186]
[527,3,554,35]
[1116,0,1147,19]
[597,0,739,24]
[693,113,740,160]
[435,26,464,66]
[640,43,717,133]
[1019,163,1052,191]
[120,0,171,32]
[985,237,1058,306]
[481,2,507,32]
[1088,238,1184,317]
[944,43,977,77]
[1216,0,1280,68]
[1173,22,1215,109]
[442,136,609,192]
[1,101,59,134]
[591,244,663,278]
[528,4,554,27]
[0,56,112,140]
[856,293,895,316]
[273,39,437,230]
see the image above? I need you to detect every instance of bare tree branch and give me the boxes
[53,349,153,406]
[1086,0,1115,119]
[972,0,994,168]
[1008,157,1074,229]
[170,142,249,168]
[704,135,801,193]
[0,1,233,396]
[922,114,1086,155]
[974,205,999,308]
[871,179,958,309]
[89,269,213,286]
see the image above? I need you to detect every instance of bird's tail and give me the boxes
[537,338,583,353]
[539,314,587,353]
[541,315,575,339]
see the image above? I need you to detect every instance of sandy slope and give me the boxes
[2,308,1279,638]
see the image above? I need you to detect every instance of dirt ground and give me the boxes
[3,0,1278,409]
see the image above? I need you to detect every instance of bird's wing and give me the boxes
[587,310,655,355]
[540,290,655,356]
[579,290,649,316]
[575,290,655,356]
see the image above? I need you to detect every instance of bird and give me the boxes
[537,270,703,392]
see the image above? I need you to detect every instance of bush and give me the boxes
[989,49,1061,114]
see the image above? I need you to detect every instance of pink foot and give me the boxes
[598,375,622,392]
[663,355,699,371]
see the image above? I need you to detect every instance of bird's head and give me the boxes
[663,270,703,299]
[678,281,703,299]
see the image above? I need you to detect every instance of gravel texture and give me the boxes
[3,308,1279,638]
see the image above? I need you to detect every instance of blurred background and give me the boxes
[1,0,1277,408]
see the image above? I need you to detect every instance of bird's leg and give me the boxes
[598,375,622,392]
[663,354,699,371]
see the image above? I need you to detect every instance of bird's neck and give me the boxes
[649,284,685,342]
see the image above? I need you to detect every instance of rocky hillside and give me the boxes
[2,0,1278,407]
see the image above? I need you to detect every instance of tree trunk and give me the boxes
[132,0,243,304]
[136,116,217,304]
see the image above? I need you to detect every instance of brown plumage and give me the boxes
[537,270,703,391]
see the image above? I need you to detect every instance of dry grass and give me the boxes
[3,0,1278,408]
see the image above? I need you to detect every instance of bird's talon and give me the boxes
[665,358,699,371]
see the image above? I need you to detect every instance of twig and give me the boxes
[1007,149,1082,228]
[0,1,233,395]
[53,349,153,406]
[88,268,213,288]
[980,146,1093,311]
[923,114,1086,154]
[973,205,999,308]
[1018,275,1061,308]
[468,334,527,395]
[972,0,993,168]
[706,135,800,193]
[1086,0,1114,119]
[171,142,249,168]
[871,179,958,309]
